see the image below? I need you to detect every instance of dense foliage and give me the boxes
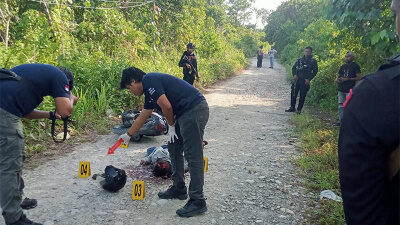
[264,0,398,223]
[0,0,264,153]
[264,0,398,112]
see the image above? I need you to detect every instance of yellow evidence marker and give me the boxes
[120,142,129,148]
[204,157,208,172]
[78,161,91,178]
[132,181,145,200]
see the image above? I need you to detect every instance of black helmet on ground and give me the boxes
[95,165,127,192]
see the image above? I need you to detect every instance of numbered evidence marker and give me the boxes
[120,141,129,149]
[132,181,145,200]
[204,157,208,172]
[78,161,91,178]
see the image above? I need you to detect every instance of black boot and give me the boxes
[158,185,187,200]
[176,198,207,217]
[6,214,42,225]
[20,198,37,210]
[285,107,295,112]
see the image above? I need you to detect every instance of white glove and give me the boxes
[167,124,178,143]
[119,132,131,144]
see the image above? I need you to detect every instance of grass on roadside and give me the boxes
[290,111,346,225]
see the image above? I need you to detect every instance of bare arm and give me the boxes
[342,73,362,82]
[127,109,153,136]
[24,110,52,119]
[54,92,79,118]
[350,72,362,81]
[156,94,174,126]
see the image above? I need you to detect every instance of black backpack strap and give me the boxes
[0,68,22,80]
[50,111,72,143]
[0,68,42,98]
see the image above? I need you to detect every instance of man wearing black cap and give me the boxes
[179,43,198,85]
[338,1,400,224]
[285,46,318,114]
[0,64,78,225]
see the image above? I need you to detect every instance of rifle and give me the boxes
[182,55,198,76]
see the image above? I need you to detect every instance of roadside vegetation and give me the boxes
[264,0,397,223]
[0,0,267,156]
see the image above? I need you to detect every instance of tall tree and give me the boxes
[328,0,396,54]
[0,0,14,49]
[255,8,271,29]
[263,0,324,51]
[226,0,255,26]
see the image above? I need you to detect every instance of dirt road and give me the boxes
[7,58,308,225]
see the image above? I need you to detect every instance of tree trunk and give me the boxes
[42,0,56,37]
[152,1,156,63]
[0,0,11,50]
[4,17,9,50]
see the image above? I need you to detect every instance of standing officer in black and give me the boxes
[179,43,198,85]
[338,0,400,224]
[285,46,318,114]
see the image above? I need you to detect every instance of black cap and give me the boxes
[57,67,74,91]
[186,43,195,49]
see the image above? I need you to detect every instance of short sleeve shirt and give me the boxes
[338,62,361,92]
[142,73,205,117]
[269,49,277,58]
[0,64,70,117]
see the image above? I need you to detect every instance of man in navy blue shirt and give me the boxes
[119,67,209,217]
[338,1,399,224]
[0,64,78,225]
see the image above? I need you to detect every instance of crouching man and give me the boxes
[0,64,78,225]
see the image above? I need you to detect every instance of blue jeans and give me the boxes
[338,91,349,123]
[270,57,274,68]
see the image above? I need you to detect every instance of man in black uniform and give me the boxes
[338,1,400,224]
[179,43,198,85]
[334,51,361,126]
[285,46,318,114]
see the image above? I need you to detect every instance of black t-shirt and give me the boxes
[0,64,70,117]
[338,62,361,92]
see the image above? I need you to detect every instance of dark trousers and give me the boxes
[168,100,209,200]
[183,74,195,85]
[0,108,25,224]
[257,56,263,68]
[290,80,310,111]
